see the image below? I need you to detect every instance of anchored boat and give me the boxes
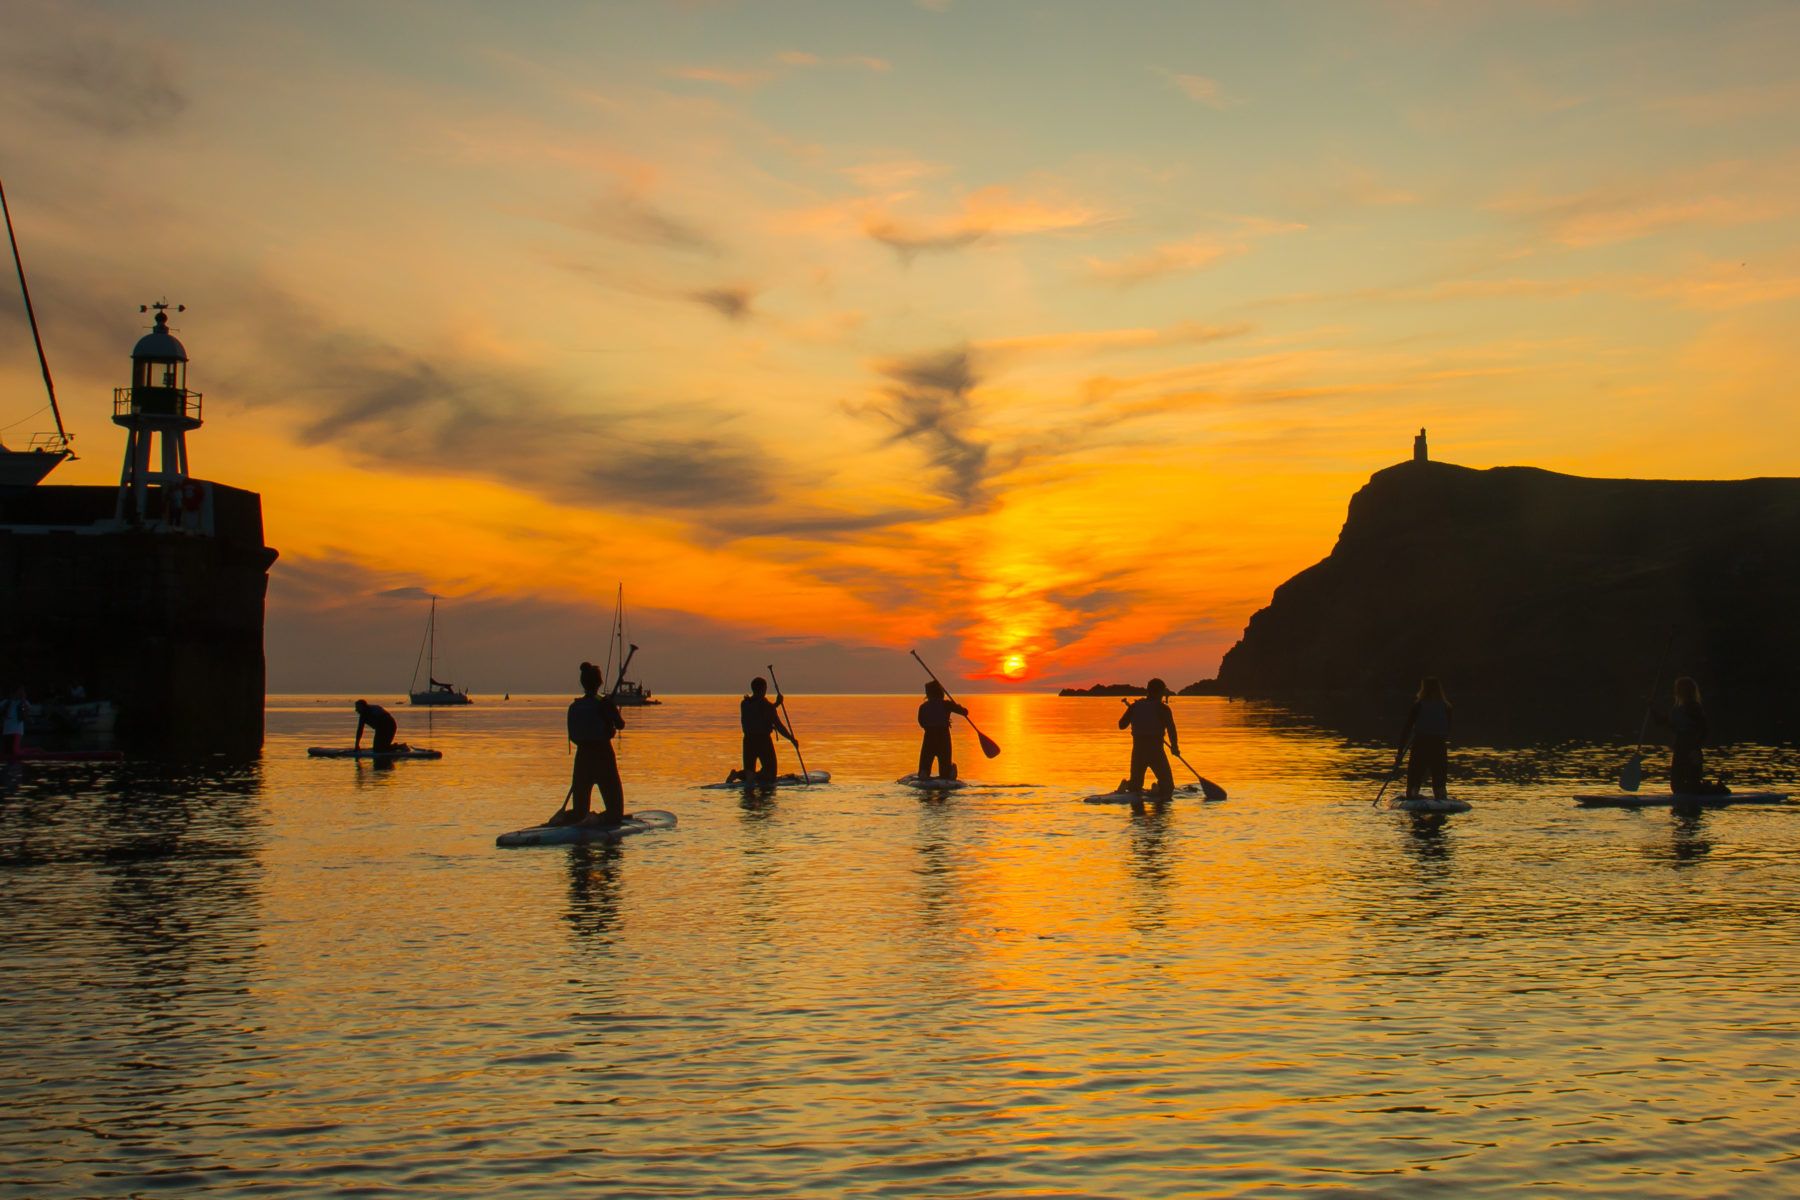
[408,596,472,706]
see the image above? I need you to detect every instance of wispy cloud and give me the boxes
[778,50,891,71]
[1084,217,1304,286]
[1493,160,1798,247]
[2,3,186,135]
[855,347,993,508]
[689,285,755,320]
[861,185,1110,259]
[1154,67,1240,109]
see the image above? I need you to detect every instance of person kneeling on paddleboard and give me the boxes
[555,660,626,826]
[733,677,796,788]
[917,680,967,780]
[1398,678,1452,802]
[353,699,408,755]
[1119,680,1178,798]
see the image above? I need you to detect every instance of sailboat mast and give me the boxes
[428,596,436,681]
[0,173,68,445]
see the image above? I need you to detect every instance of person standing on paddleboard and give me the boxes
[353,699,407,755]
[1397,678,1452,801]
[1653,676,1728,796]
[1118,679,1179,798]
[917,680,968,780]
[738,677,796,788]
[559,660,626,825]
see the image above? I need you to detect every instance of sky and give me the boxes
[4,0,1800,694]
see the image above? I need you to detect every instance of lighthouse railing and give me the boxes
[113,386,203,421]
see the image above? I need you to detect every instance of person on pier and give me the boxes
[1653,676,1729,797]
[353,699,408,756]
[733,676,795,788]
[1118,679,1179,798]
[552,660,626,826]
[1397,678,1453,801]
[917,680,968,781]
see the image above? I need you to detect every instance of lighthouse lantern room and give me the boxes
[113,301,204,526]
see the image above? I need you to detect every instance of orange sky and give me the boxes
[4,1,1800,692]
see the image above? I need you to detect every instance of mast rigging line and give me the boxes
[0,171,69,444]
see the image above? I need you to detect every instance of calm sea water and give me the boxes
[5,694,1800,1197]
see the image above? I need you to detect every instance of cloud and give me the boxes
[863,185,1110,259]
[584,190,721,255]
[1491,160,1800,247]
[3,8,186,135]
[978,321,1252,359]
[376,586,435,601]
[1085,238,1239,285]
[665,65,773,89]
[690,285,755,320]
[778,50,891,71]
[1158,69,1238,109]
[856,347,993,508]
[842,159,951,190]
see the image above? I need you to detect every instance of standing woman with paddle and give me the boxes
[1397,677,1453,802]
[1118,679,1180,799]
[1652,677,1729,797]
[737,676,796,788]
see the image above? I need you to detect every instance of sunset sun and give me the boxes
[1001,654,1028,680]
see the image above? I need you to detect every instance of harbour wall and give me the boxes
[0,483,278,756]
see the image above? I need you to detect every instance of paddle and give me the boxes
[910,650,1001,758]
[1119,697,1226,800]
[765,664,814,784]
[1373,733,1411,807]
[1619,635,1674,793]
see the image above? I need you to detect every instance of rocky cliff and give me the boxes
[1213,460,1800,735]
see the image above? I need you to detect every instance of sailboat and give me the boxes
[1,173,74,486]
[408,596,472,706]
[605,585,659,706]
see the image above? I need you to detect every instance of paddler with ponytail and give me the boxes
[1397,677,1452,802]
[551,660,625,827]
[1118,678,1179,798]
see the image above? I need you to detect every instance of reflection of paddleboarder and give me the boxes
[917,680,967,780]
[353,699,408,755]
[733,677,795,787]
[554,661,625,826]
[1118,679,1179,798]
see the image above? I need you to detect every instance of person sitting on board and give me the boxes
[1118,679,1179,798]
[732,676,795,788]
[550,660,628,826]
[353,699,408,755]
[1398,678,1453,802]
[917,680,967,780]
[1653,676,1729,796]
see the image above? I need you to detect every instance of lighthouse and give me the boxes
[113,301,203,526]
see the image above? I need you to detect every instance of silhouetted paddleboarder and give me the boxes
[1118,679,1179,798]
[917,680,968,781]
[552,660,626,826]
[1397,678,1452,801]
[353,699,409,755]
[733,676,796,788]
[1652,676,1728,796]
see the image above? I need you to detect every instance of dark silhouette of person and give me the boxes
[556,660,626,825]
[1654,676,1728,796]
[917,680,968,779]
[1398,678,1452,801]
[735,677,794,787]
[1118,679,1178,798]
[353,699,407,754]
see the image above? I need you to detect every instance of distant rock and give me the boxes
[1058,683,1147,697]
[1213,459,1800,735]
[1178,679,1224,696]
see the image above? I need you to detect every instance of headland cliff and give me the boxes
[1214,460,1800,736]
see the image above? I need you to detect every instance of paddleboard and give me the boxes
[1383,796,1472,813]
[307,746,444,760]
[1083,782,1217,804]
[896,774,1035,791]
[496,809,677,847]
[1574,792,1791,808]
[697,769,830,790]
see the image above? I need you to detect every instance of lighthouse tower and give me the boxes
[113,302,203,525]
